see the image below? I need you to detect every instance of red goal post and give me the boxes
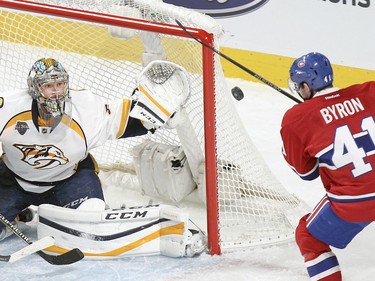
[0,0,307,255]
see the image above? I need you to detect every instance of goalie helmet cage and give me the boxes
[0,0,307,255]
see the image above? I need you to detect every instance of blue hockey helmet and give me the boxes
[289,52,333,93]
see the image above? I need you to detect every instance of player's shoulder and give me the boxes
[69,88,104,101]
[0,88,30,107]
[282,82,374,126]
[1,88,28,98]
[351,80,375,88]
[283,99,313,120]
[281,94,328,129]
[69,88,92,97]
[69,88,104,106]
[340,81,375,93]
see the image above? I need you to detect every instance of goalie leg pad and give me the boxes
[132,140,196,203]
[37,202,205,258]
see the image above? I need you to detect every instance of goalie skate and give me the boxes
[185,229,206,257]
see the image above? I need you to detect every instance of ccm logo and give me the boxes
[140,111,156,124]
[104,211,148,220]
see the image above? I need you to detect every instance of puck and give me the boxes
[231,86,244,101]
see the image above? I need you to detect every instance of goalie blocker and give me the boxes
[37,199,205,258]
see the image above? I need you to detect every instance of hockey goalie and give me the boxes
[36,60,205,259]
[0,59,205,259]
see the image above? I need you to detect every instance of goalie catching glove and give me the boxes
[130,60,191,128]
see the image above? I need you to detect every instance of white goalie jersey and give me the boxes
[0,60,191,193]
[0,88,139,192]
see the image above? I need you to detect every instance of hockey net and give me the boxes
[0,0,307,254]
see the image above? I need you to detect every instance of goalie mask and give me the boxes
[27,58,72,130]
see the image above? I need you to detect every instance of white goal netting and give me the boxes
[0,0,308,253]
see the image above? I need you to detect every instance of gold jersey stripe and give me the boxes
[4,112,32,130]
[116,99,132,139]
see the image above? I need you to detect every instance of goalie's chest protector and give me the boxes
[0,89,105,186]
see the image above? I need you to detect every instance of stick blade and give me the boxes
[0,255,10,262]
[38,248,84,265]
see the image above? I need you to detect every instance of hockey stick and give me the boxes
[0,236,55,263]
[0,214,84,265]
[175,20,302,104]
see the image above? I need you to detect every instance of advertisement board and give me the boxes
[164,0,375,87]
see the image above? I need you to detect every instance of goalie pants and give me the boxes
[0,155,104,232]
[296,196,370,281]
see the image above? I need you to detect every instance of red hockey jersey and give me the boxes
[281,81,375,222]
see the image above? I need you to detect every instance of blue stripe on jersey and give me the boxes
[290,164,319,181]
[328,193,375,203]
[319,133,375,168]
[306,255,339,278]
[300,166,319,181]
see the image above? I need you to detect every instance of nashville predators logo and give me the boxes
[14,144,69,169]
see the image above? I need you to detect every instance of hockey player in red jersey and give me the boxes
[281,52,375,281]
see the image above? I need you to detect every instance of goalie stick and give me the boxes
[0,236,55,263]
[0,214,84,265]
[175,20,302,104]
